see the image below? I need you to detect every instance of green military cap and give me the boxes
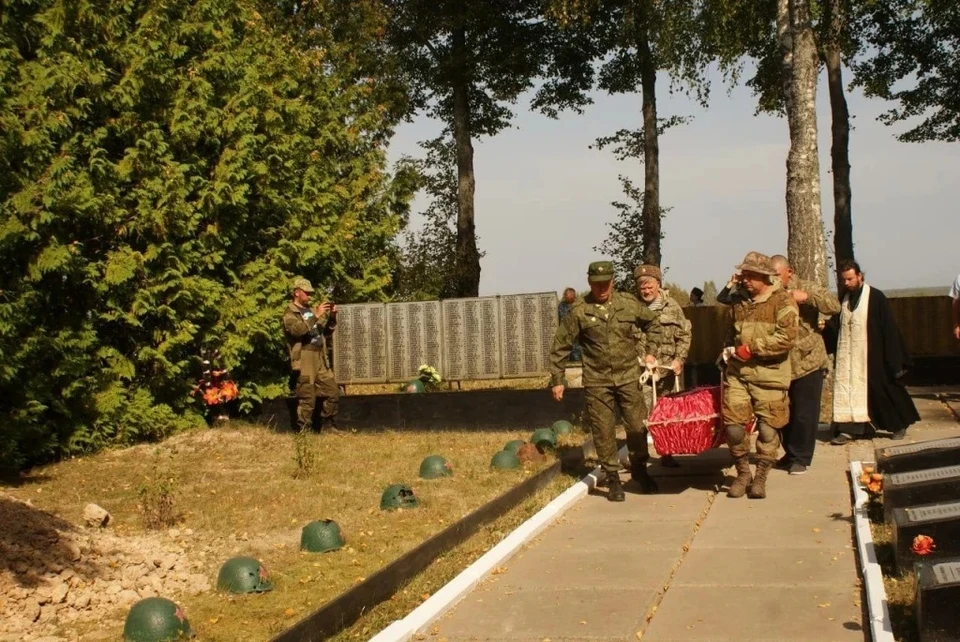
[587,261,614,283]
[292,276,315,293]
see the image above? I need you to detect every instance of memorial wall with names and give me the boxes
[386,301,442,382]
[332,292,559,385]
[331,303,387,383]
[442,297,500,380]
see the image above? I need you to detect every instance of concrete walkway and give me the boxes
[426,389,960,642]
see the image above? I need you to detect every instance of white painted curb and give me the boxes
[849,461,895,642]
[368,455,610,642]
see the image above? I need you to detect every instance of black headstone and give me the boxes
[877,437,960,475]
[916,557,960,642]
[882,465,960,524]
[892,500,960,571]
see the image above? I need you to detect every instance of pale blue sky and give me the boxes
[386,65,958,297]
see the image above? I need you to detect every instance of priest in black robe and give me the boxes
[822,260,920,443]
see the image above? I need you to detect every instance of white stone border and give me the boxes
[368,461,605,642]
[849,460,896,642]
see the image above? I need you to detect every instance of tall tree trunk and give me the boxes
[449,27,481,298]
[776,0,795,119]
[638,21,661,267]
[823,0,854,292]
[781,0,829,287]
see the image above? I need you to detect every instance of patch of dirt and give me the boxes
[0,495,211,642]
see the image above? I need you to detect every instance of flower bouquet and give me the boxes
[191,350,239,424]
[401,364,443,393]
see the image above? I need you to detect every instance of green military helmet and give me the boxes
[490,450,520,470]
[419,455,453,480]
[123,597,195,642]
[216,556,273,594]
[503,439,525,455]
[300,519,345,553]
[531,428,558,453]
[551,420,574,437]
[380,484,419,510]
[404,379,425,393]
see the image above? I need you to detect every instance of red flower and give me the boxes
[219,381,238,401]
[203,388,221,406]
[911,534,936,556]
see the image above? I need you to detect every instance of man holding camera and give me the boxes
[283,276,341,434]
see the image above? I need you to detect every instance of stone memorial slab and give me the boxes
[499,292,558,378]
[442,297,500,380]
[883,465,960,523]
[333,303,387,384]
[892,500,960,571]
[386,301,442,382]
[916,557,960,642]
[877,437,960,475]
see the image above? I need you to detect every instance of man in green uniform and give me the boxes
[634,264,692,467]
[282,276,341,434]
[720,252,799,499]
[550,261,664,501]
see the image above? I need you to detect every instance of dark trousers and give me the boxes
[782,369,824,466]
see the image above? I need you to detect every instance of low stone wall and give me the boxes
[254,388,586,432]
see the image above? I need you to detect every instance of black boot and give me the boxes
[631,460,659,494]
[607,471,625,502]
[320,417,345,436]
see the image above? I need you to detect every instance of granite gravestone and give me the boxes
[915,557,960,642]
[877,437,960,475]
[892,500,960,571]
[882,465,960,524]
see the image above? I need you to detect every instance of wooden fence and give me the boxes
[683,296,959,365]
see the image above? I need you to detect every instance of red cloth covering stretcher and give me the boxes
[645,386,756,457]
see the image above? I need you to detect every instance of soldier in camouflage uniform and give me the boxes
[770,255,840,475]
[550,261,664,501]
[720,252,799,499]
[282,277,341,434]
[633,264,692,467]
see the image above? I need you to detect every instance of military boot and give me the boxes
[748,459,773,499]
[606,471,625,502]
[630,460,659,494]
[726,455,752,498]
[320,417,345,436]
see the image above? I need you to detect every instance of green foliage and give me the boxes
[664,283,691,307]
[384,1,554,296]
[293,428,317,479]
[392,138,459,301]
[594,175,669,291]
[539,0,715,112]
[852,0,960,142]
[387,1,552,139]
[0,0,414,467]
[138,449,183,530]
[701,280,719,305]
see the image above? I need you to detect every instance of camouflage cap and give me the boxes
[735,252,777,276]
[587,261,614,283]
[633,264,662,283]
[292,276,315,293]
